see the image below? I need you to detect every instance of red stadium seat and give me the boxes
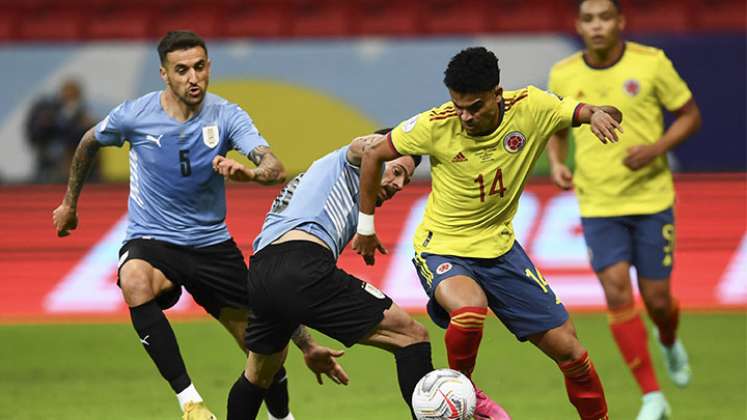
[222,0,291,38]
[623,0,691,33]
[18,12,83,41]
[692,0,747,32]
[87,10,152,40]
[0,13,17,42]
[421,0,490,35]
[351,0,420,36]
[290,0,351,37]
[154,7,222,38]
[485,0,560,32]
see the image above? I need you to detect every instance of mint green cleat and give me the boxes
[654,327,692,388]
[636,391,671,420]
[182,401,217,420]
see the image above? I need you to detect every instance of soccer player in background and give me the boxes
[225,131,434,420]
[52,31,345,420]
[354,46,624,420]
[547,1,701,419]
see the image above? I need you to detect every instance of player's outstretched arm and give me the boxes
[624,98,702,170]
[352,135,398,265]
[52,127,101,237]
[548,128,573,190]
[576,104,624,144]
[346,133,383,166]
[291,326,349,385]
[247,145,286,185]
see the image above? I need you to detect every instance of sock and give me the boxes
[394,342,434,419]
[264,367,290,419]
[176,383,203,411]
[558,352,609,420]
[650,298,680,347]
[129,300,191,394]
[445,306,487,377]
[227,373,266,420]
[608,304,660,394]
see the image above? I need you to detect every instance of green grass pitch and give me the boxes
[1,313,744,419]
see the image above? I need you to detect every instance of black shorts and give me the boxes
[118,238,248,318]
[244,241,393,354]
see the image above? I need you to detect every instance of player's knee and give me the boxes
[119,269,156,305]
[406,320,430,344]
[645,293,671,318]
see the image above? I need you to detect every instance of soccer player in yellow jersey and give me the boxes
[353,46,623,420]
[547,1,702,419]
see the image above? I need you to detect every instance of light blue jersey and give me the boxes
[95,91,268,247]
[253,146,360,259]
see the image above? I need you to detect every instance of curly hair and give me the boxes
[443,47,501,94]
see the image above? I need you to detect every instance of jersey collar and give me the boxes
[582,41,626,70]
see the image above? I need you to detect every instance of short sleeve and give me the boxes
[654,51,693,112]
[390,112,433,156]
[547,66,562,97]
[94,102,129,147]
[225,104,269,156]
[527,86,580,136]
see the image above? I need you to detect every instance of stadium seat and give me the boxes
[351,0,420,36]
[18,12,84,41]
[87,10,152,40]
[0,13,16,42]
[485,0,559,32]
[222,0,291,38]
[421,0,490,35]
[289,0,351,37]
[154,7,222,38]
[623,0,691,33]
[692,0,747,32]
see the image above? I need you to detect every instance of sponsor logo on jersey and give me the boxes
[503,131,526,153]
[623,79,640,96]
[363,282,386,299]
[451,152,468,163]
[202,125,220,148]
[436,262,452,275]
[402,114,419,133]
[144,134,163,148]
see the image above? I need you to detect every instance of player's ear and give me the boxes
[159,66,168,83]
[617,13,626,32]
[494,86,503,100]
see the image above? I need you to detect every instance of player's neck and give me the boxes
[584,41,625,69]
[161,90,202,122]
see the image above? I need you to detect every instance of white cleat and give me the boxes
[654,327,692,388]
[268,412,295,420]
[635,391,671,420]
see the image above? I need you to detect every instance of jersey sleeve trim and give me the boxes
[386,132,403,157]
[572,103,586,127]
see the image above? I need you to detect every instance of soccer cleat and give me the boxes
[635,391,671,420]
[268,412,295,420]
[654,327,692,388]
[474,387,511,420]
[182,401,217,420]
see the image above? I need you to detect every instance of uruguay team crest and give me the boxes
[202,125,219,148]
[503,131,526,153]
[623,79,640,96]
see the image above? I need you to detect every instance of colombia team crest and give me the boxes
[623,79,640,96]
[503,131,526,154]
[202,125,220,148]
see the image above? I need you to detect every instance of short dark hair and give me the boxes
[374,127,421,168]
[577,0,621,12]
[443,47,501,94]
[157,31,207,64]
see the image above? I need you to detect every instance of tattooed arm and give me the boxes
[52,127,101,237]
[291,326,350,385]
[248,145,286,185]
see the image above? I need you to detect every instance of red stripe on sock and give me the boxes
[559,352,608,420]
[445,307,487,377]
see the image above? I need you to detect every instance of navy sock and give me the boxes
[227,373,266,420]
[394,342,434,419]
[264,366,290,418]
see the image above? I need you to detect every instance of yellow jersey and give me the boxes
[391,86,580,258]
[548,41,693,217]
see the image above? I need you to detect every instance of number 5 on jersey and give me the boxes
[474,167,506,202]
[179,150,191,177]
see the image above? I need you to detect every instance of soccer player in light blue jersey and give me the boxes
[225,131,435,420]
[52,31,346,420]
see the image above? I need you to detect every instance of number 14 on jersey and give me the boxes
[474,167,506,202]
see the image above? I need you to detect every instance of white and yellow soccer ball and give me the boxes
[411,368,476,420]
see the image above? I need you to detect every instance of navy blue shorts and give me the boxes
[412,241,568,341]
[581,207,675,279]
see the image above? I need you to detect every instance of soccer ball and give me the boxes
[411,369,476,420]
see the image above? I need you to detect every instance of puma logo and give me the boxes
[140,335,150,346]
[144,134,163,148]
